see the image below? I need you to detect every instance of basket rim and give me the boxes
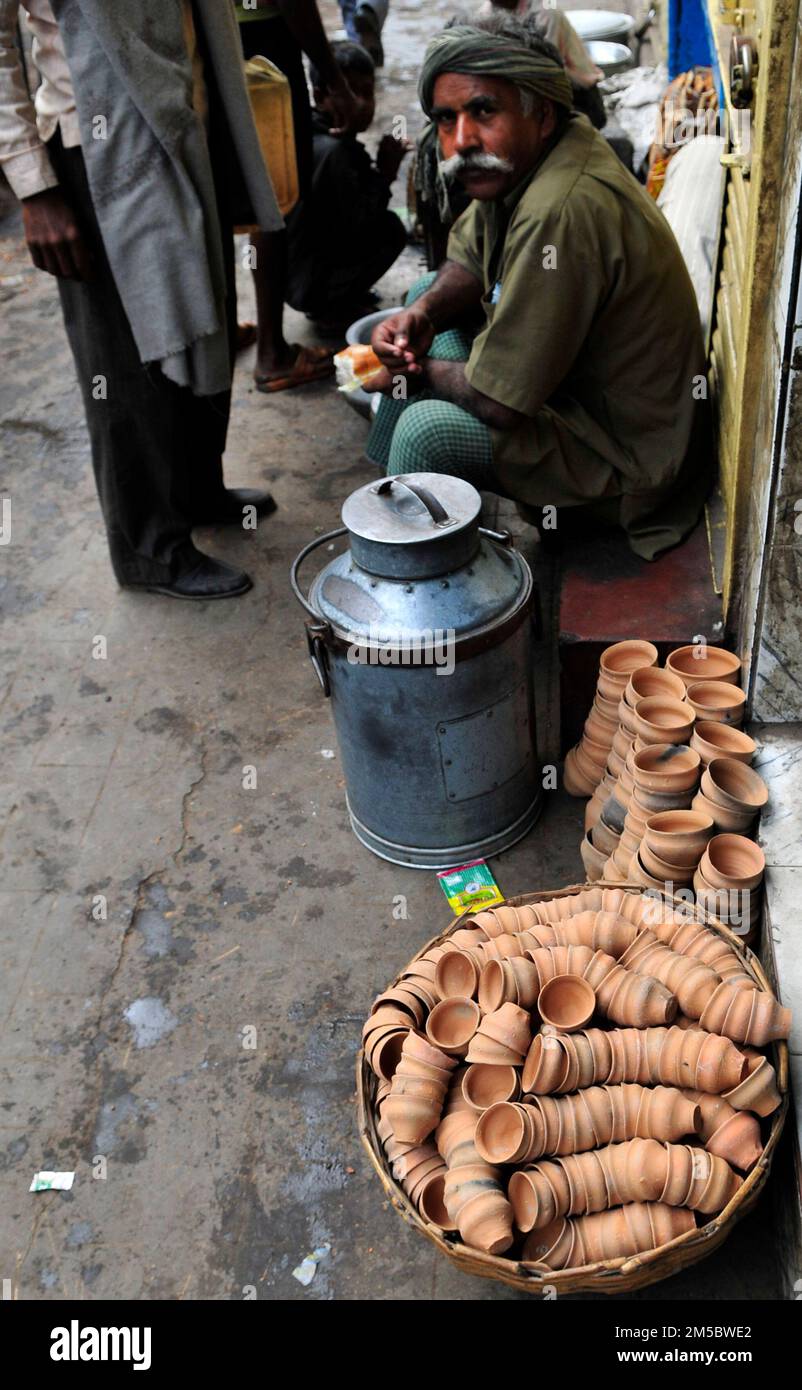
[358,881,788,1295]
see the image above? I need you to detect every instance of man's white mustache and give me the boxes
[438,151,514,179]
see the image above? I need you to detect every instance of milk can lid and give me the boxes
[342,474,480,548]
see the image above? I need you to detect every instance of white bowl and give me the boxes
[566,10,634,42]
[586,40,634,76]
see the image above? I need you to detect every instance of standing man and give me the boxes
[0,0,282,598]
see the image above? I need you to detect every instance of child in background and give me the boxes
[286,41,408,332]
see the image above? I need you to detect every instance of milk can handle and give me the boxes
[290,525,348,620]
[371,477,456,527]
[290,526,349,699]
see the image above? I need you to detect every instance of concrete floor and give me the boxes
[0,0,783,1300]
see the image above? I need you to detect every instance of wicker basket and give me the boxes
[357,882,788,1295]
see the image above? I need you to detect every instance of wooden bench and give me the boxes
[558,519,723,750]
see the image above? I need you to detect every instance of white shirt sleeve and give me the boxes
[0,1,58,198]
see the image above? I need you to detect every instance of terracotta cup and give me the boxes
[666,644,742,687]
[594,691,622,723]
[415,1169,457,1230]
[537,975,596,1033]
[699,833,765,890]
[434,949,480,1000]
[722,1054,781,1117]
[370,989,425,1026]
[402,1030,458,1072]
[639,839,695,884]
[362,1006,412,1039]
[425,998,481,1057]
[462,1063,521,1111]
[701,759,769,815]
[582,730,614,766]
[564,747,600,797]
[368,1028,409,1080]
[477,1002,532,1056]
[573,741,607,785]
[580,835,608,883]
[522,1032,572,1093]
[629,849,673,891]
[632,697,696,746]
[633,743,701,792]
[590,816,622,858]
[584,710,617,746]
[599,640,659,684]
[643,808,714,866]
[686,681,747,726]
[691,722,756,766]
[625,666,687,707]
[692,787,755,834]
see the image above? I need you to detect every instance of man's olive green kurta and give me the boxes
[447,115,711,559]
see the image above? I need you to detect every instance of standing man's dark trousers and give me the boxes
[48,131,236,588]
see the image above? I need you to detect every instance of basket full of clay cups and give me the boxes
[360,886,789,1274]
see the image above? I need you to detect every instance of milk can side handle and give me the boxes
[289,526,348,618]
[290,526,348,698]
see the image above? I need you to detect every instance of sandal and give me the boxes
[254,344,335,393]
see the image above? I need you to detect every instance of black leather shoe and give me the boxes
[194,488,277,525]
[131,552,253,600]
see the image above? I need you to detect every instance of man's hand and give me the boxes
[376,133,410,183]
[372,307,436,376]
[361,364,394,395]
[362,363,426,396]
[21,188,92,280]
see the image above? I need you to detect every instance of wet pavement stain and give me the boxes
[123,998,178,1049]
[276,856,355,889]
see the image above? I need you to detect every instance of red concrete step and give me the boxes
[558,521,723,751]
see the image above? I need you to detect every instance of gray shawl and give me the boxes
[50,0,283,395]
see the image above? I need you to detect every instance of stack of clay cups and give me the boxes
[523,1202,696,1269]
[602,744,701,880]
[437,1080,516,1253]
[586,667,688,830]
[630,808,714,893]
[383,1032,457,1143]
[383,1132,454,1229]
[692,757,769,835]
[694,833,766,943]
[508,1137,742,1230]
[612,698,697,877]
[362,1005,415,1081]
[565,641,658,798]
[465,1002,532,1065]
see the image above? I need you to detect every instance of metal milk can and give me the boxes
[290,473,541,868]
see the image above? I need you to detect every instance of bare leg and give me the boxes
[249,228,334,390]
[250,228,295,378]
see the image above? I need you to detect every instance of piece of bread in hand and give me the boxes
[334,344,383,392]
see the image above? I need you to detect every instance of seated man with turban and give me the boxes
[365,14,711,560]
